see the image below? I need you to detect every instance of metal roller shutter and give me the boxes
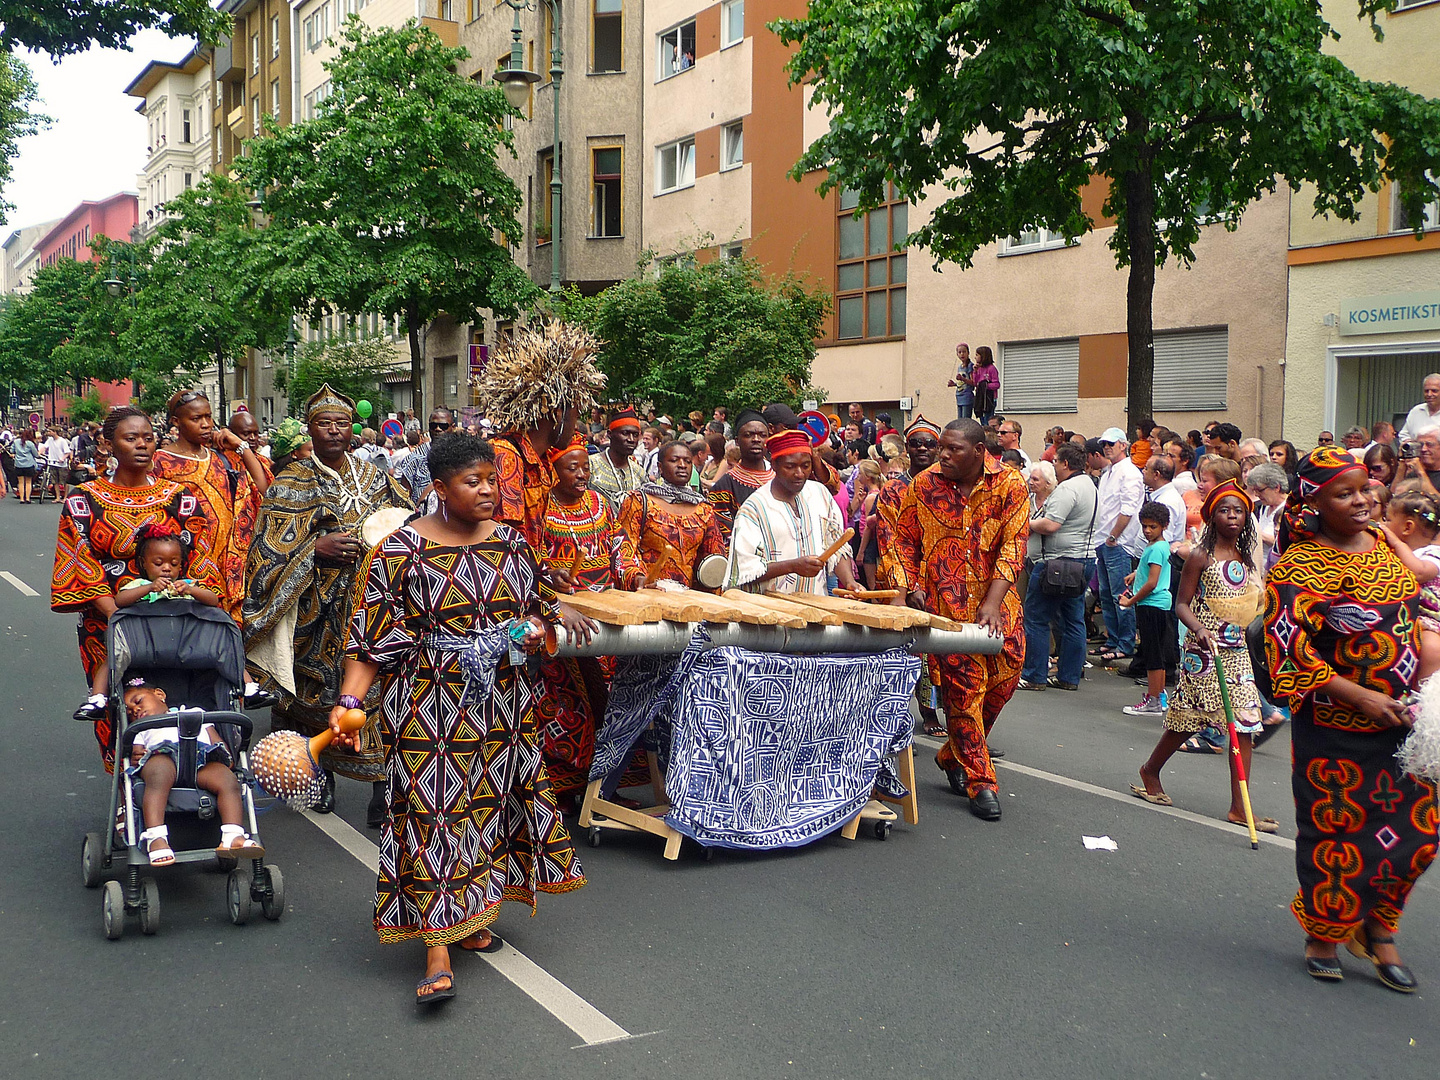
[1153,327,1228,411]
[998,338,1079,414]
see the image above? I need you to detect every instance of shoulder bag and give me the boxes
[1039,482,1098,599]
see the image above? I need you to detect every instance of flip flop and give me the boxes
[922,720,946,737]
[1178,735,1225,755]
[416,970,455,1005]
[1129,784,1173,806]
[458,931,504,953]
[1229,816,1280,834]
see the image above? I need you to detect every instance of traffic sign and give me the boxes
[28,411,41,429]
[381,418,404,441]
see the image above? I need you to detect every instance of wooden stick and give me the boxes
[834,588,902,601]
[817,527,856,565]
[1213,651,1260,850]
[731,590,842,625]
[766,590,923,630]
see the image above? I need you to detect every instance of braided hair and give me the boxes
[1200,501,1258,572]
[101,405,150,443]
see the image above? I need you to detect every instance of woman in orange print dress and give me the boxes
[617,440,727,587]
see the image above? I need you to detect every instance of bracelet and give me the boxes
[337,694,363,710]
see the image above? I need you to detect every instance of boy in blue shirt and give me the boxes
[1119,502,1173,716]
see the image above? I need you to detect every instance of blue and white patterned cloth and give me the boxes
[591,629,920,849]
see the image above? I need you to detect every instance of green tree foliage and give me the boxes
[276,334,399,419]
[0,54,45,224]
[114,175,285,414]
[238,19,539,418]
[0,0,229,57]
[553,251,829,415]
[64,387,107,424]
[777,0,1440,423]
[0,256,122,398]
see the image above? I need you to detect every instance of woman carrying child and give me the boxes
[51,407,219,761]
[1264,447,1435,991]
[329,434,587,1006]
[1129,480,1280,833]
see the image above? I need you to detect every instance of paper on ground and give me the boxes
[1082,835,1118,851]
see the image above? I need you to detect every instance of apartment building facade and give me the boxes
[641,0,1289,456]
[124,47,213,233]
[1283,0,1440,444]
[1,218,60,294]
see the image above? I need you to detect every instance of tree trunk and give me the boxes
[1123,162,1157,429]
[216,341,228,421]
[407,298,424,419]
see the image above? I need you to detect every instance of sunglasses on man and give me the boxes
[429,422,452,433]
[906,438,938,451]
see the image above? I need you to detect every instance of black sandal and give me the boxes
[1346,925,1418,993]
[1303,936,1343,982]
[416,970,455,1005]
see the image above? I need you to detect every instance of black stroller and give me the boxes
[80,598,284,939]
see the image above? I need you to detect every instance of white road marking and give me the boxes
[0,571,39,597]
[302,809,638,1046]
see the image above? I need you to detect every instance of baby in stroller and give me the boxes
[124,678,263,866]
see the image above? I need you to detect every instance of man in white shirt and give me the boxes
[1090,426,1144,660]
[997,419,1031,470]
[1143,456,1187,547]
[1398,373,1440,446]
[726,429,857,595]
[41,427,71,500]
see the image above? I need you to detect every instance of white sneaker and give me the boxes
[1122,695,1165,716]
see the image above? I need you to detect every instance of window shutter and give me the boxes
[1153,327,1227,411]
[998,338,1079,413]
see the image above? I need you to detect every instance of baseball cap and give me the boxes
[1099,426,1127,444]
[1083,438,1107,456]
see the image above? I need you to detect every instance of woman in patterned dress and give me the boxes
[616,440,727,587]
[331,434,587,1006]
[50,407,217,763]
[1265,447,1435,991]
[535,437,646,801]
[1131,480,1279,832]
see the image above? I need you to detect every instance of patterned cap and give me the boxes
[904,414,942,439]
[1200,478,1253,523]
[305,382,355,423]
[547,431,589,465]
[766,429,812,460]
[1295,444,1367,500]
[271,416,312,458]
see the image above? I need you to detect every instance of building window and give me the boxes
[536,149,555,244]
[303,81,332,120]
[441,0,454,19]
[270,15,281,57]
[720,121,743,171]
[592,0,622,72]
[251,95,260,136]
[1154,327,1228,410]
[836,185,907,340]
[304,4,330,51]
[721,0,744,48]
[468,0,481,21]
[1000,227,1072,255]
[271,79,281,118]
[1393,174,1440,232]
[184,172,193,189]
[591,146,622,237]
[997,339,1079,413]
[657,20,695,81]
[721,241,743,260]
[250,33,260,75]
[655,136,695,194]
[181,108,191,143]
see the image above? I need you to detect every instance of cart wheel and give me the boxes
[139,877,161,935]
[587,826,602,848]
[873,820,892,841]
[215,853,238,872]
[701,845,716,862]
[226,868,251,926]
[81,832,104,888]
[102,880,125,940]
[260,866,285,922]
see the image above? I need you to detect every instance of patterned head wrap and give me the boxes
[271,416,311,458]
[904,414,942,439]
[1200,479,1253,523]
[546,431,589,465]
[734,409,766,433]
[608,407,641,431]
[766,429,812,460]
[1280,445,1371,547]
[305,382,355,423]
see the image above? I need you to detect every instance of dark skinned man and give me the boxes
[890,419,1029,821]
[243,383,412,825]
[588,407,647,512]
[394,407,456,508]
[726,429,858,594]
[708,409,773,535]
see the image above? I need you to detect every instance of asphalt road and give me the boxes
[2,492,1436,1080]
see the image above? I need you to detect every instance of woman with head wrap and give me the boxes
[1264,447,1434,991]
[269,416,313,473]
[1130,480,1278,832]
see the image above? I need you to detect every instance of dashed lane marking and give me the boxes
[0,571,39,597]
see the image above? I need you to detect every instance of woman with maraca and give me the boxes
[326,433,587,1006]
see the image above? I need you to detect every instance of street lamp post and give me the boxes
[493,0,563,294]
[102,238,140,404]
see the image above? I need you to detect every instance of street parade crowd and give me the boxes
[10,332,1438,1004]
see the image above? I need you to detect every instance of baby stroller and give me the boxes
[80,598,284,939]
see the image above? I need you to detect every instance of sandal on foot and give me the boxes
[1347,925,1419,994]
[217,825,265,859]
[1128,784,1173,806]
[1178,734,1225,755]
[416,970,456,1005]
[1304,937,1344,982]
[922,719,946,737]
[458,931,504,953]
[1228,815,1280,834]
[140,826,175,866]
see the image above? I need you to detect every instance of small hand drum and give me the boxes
[250,708,367,810]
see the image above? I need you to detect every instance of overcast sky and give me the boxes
[5,30,190,234]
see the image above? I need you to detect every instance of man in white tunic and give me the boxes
[725,429,858,595]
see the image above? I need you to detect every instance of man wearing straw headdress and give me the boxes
[242,384,412,824]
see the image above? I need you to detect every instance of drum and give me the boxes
[696,554,728,589]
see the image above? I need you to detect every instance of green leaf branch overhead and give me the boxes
[776,0,1440,424]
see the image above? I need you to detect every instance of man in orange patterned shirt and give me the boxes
[890,418,1029,821]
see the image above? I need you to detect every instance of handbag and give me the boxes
[1038,482,1098,599]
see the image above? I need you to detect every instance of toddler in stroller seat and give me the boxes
[124,678,263,866]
